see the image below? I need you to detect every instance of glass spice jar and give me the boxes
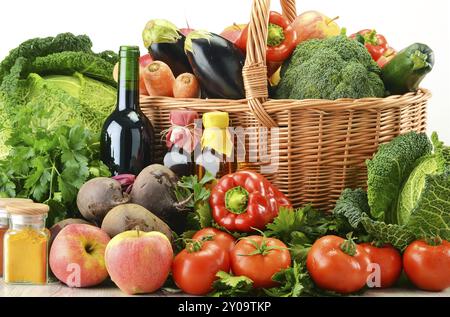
[0,198,33,277]
[3,203,49,284]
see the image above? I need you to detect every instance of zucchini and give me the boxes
[382,43,434,95]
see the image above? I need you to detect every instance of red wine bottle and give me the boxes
[100,46,155,175]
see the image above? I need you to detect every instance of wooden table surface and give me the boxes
[1,279,448,297]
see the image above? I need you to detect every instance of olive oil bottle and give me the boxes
[195,112,235,179]
[163,110,200,177]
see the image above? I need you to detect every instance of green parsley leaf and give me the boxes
[175,173,214,230]
[210,271,254,297]
[265,205,338,244]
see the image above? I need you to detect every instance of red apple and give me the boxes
[180,28,194,36]
[291,10,340,45]
[220,23,247,45]
[49,218,94,247]
[105,230,173,295]
[49,224,110,288]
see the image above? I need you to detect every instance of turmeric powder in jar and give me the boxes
[0,198,33,277]
[3,203,49,284]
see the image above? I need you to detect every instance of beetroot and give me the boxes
[101,204,173,241]
[130,164,186,234]
[111,174,136,194]
[76,177,130,225]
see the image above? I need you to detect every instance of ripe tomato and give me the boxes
[192,228,235,252]
[306,235,371,294]
[172,240,230,295]
[403,239,450,292]
[230,235,291,288]
[360,243,402,288]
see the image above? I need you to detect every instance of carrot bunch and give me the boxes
[114,60,200,98]
[142,61,200,98]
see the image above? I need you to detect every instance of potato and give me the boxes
[101,203,173,242]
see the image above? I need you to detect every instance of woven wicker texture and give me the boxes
[140,0,430,210]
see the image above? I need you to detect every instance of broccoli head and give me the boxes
[274,36,386,100]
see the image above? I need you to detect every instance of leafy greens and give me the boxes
[335,132,450,249]
[0,33,118,225]
[366,131,432,222]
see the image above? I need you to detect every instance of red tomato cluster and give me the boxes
[172,228,290,295]
[306,235,450,294]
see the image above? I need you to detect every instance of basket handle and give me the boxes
[243,0,297,127]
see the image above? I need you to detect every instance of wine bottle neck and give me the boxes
[116,48,140,111]
[117,87,139,111]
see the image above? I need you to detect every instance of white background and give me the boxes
[1,0,449,142]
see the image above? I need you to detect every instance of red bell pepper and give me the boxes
[210,171,292,232]
[376,46,396,68]
[237,11,298,62]
[350,29,388,61]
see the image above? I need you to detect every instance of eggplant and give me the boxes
[185,30,245,99]
[142,19,192,77]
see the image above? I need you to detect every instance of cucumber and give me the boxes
[382,43,434,95]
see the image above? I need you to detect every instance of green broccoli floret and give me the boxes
[274,36,386,100]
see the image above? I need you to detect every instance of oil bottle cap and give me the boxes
[170,110,199,126]
[202,112,229,129]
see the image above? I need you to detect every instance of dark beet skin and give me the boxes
[130,164,187,234]
[101,203,173,242]
[76,177,130,225]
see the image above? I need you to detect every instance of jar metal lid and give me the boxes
[6,203,49,215]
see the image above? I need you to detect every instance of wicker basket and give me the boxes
[140,0,431,211]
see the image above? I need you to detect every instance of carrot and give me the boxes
[173,73,200,98]
[143,61,175,97]
[139,66,149,96]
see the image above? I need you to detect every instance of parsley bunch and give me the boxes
[0,110,109,226]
